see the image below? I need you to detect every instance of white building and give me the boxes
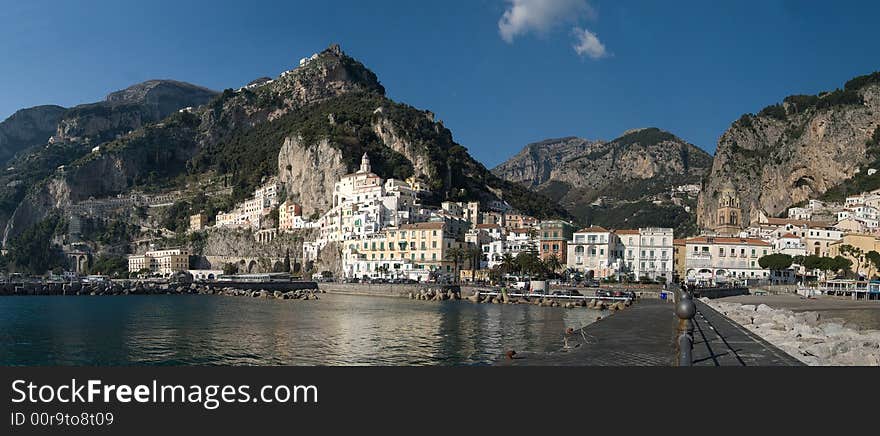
[566,226,621,279]
[616,228,674,283]
[128,248,190,277]
[684,237,771,285]
[773,233,807,257]
[317,153,422,244]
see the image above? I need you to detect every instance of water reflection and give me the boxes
[0,294,603,366]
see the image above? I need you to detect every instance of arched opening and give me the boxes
[247,260,257,273]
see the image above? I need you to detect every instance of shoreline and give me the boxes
[702,295,880,366]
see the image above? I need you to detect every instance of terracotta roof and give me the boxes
[614,229,640,235]
[763,217,834,228]
[576,226,609,233]
[673,239,686,245]
[685,237,771,246]
[779,233,800,239]
[400,222,445,230]
[475,223,502,229]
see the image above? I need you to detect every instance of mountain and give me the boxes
[1,44,567,250]
[55,79,218,145]
[697,72,880,229]
[491,137,601,188]
[0,105,67,165]
[0,80,218,243]
[493,128,713,234]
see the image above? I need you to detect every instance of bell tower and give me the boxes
[714,184,742,236]
[358,152,371,174]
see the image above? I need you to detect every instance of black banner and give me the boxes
[0,367,870,434]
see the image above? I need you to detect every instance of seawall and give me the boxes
[318,283,461,298]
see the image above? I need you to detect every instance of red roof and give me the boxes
[614,229,640,235]
[685,237,771,247]
[401,222,445,230]
[475,223,502,229]
[576,226,609,233]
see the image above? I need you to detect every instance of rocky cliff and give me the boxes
[491,137,600,187]
[55,79,217,144]
[494,128,712,233]
[697,73,880,229]
[0,105,66,165]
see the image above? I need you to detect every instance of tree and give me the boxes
[758,253,793,271]
[463,247,483,272]
[222,263,239,276]
[545,254,562,276]
[283,248,292,273]
[445,247,467,283]
[501,253,517,278]
[838,245,865,278]
[867,251,880,278]
[758,253,793,284]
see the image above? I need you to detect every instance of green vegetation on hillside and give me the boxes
[820,126,880,201]
[573,201,699,238]
[614,128,676,148]
[2,214,66,274]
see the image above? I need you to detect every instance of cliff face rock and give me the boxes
[495,128,712,213]
[491,137,599,187]
[277,136,348,216]
[0,105,66,165]
[372,115,436,181]
[697,74,880,229]
[55,80,217,144]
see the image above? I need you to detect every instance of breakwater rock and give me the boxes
[0,281,320,302]
[702,298,880,366]
[457,290,631,311]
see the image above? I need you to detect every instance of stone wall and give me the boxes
[318,282,460,299]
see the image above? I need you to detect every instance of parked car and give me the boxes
[595,289,613,297]
[552,289,583,297]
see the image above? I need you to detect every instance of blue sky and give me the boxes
[1,0,879,167]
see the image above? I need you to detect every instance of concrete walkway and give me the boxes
[498,300,676,366]
[498,299,803,366]
[692,301,803,366]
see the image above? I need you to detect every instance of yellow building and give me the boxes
[128,248,190,277]
[829,233,880,278]
[189,213,208,232]
[673,239,687,282]
[343,222,467,280]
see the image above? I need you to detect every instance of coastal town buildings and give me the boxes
[341,222,467,281]
[537,220,576,263]
[317,153,422,244]
[684,237,772,285]
[128,248,190,276]
[566,226,621,280]
[215,178,281,229]
[828,233,880,279]
[189,213,208,232]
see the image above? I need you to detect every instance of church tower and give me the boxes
[358,152,371,174]
[714,183,742,236]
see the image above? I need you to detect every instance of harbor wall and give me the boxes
[318,283,461,298]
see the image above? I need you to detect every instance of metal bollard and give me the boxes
[676,295,696,367]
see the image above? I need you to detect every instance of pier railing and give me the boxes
[675,285,696,366]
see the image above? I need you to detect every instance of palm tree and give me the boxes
[545,254,562,276]
[445,247,467,284]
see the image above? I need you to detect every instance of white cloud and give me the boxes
[572,27,607,59]
[498,0,594,43]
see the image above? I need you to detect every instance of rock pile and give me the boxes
[408,288,461,301]
[0,281,320,302]
[702,298,880,366]
[454,290,629,311]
